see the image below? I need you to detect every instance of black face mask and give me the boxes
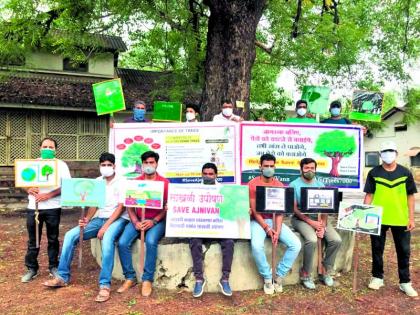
[203,176,216,185]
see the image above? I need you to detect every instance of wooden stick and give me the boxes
[78,207,86,269]
[272,213,276,282]
[317,213,325,275]
[35,201,40,248]
[139,207,146,280]
[352,232,359,293]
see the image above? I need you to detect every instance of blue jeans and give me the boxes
[117,221,165,282]
[250,219,301,280]
[57,217,128,286]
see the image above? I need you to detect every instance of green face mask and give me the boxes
[40,148,56,159]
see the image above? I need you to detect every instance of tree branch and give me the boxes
[255,40,273,54]
[146,0,184,31]
[291,0,303,38]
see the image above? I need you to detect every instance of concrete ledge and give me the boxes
[91,226,355,292]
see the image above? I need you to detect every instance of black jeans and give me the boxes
[25,208,61,272]
[189,238,234,281]
[370,225,411,283]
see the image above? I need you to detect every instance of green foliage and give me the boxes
[73,180,95,198]
[121,143,149,169]
[402,88,420,125]
[314,130,356,157]
[41,165,54,179]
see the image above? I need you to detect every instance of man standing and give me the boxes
[117,151,169,297]
[185,104,199,122]
[285,100,316,123]
[364,141,417,297]
[43,153,129,302]
[320,101,352,124]
[21,137,71,283]
[290,158,342,289]
[248,154,301,294]
[190,163,234,298]
[124,100,149,123]
[212,100,243,122]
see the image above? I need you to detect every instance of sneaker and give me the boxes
[192,280,206,298]
[43,277,67,288]
[399,283,418,297]
[219,280,232,296]
[300,268,315,290]
[274,276,283,293]
[21,269,38,283]
[263,279,274,295]
[320,274,334,287]
[49,267,59,278]
[368,277,384,290]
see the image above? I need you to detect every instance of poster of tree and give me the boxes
[337,202,383,235]
[92,78,126,116]
[240,122,363,190]
[166,184,250,239]
[110,122,239,183]
[124,180,165,209]
[61,178,106,208]
[349,90,384,122]
[301,86,331,114]
[14,159,58,188]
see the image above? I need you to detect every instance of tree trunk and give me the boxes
[135,162,142,174]
[329,156,341,177]
[201,0,266,121]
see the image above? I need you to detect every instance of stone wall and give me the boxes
[91,228,355,292]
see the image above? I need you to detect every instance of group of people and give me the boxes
[21,133,417,302]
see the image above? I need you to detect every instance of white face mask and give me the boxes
[186,112,195,121]
[380,151,397,164]
[222,108,233,117]
[100,166,114,177]
[297,108,307,117]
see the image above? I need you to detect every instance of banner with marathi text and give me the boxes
[165,184,251,239]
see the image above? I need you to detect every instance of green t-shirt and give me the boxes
[285,117,317,123]
[364,164,417,226]
[289,176,325,220]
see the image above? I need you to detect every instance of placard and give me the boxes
[92,78,126,115]
[301,86,331,114]
[337,202,383,235]
[255,186,294,213]
[153,101,182,122]
[301,187,339,214]
[240,122,363,190]
[61,178,106,208]
[14,159,58,187]
[166,184,250,239]
[124,179,164,209]
[110,122,239,183]
[349,90,383,122]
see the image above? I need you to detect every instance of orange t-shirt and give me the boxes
[248,176,284,219]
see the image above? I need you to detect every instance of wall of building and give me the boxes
[89,54,114,77]
[26,51,63,71]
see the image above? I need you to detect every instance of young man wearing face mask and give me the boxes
[124,100,149,123]
[43,152,129,302]
[321,101,352,124]
[189,163,235,298]
[212,100,243,122]
[248,154,301,295]
[290,158,342,290]
[117,151,170,297]
[185,104,199,122]
[364,141,418,297]
[21,138,71,283]
[285,100,317,123]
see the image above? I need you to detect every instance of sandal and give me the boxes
[95,287,111,303]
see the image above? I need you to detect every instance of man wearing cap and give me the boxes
[320,101,352,124]
[124,100,149,123]
[285,100,316,123]
[364,141,417,297]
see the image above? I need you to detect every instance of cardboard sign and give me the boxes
[349,90,383,122]
[301,86,331,114]
[256,186,294,214]
[61,178,106,208]
[153,101,182,122]
[337,202,383,235]
[14,159,58,187]
[92,78,126,115]
[166,184,251,239]
[124,179,164,209]
[300,187,339,214]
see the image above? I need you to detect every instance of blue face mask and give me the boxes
[330,108,341,117]
[133,108,146,121]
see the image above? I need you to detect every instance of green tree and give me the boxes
[73,180,95,201]
[41,165,54,181]
[314,130,356,177]
[121,143,150,174]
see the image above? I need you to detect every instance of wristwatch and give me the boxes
[152,219,158,225]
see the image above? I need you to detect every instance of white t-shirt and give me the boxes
[212,112,241,122]
[27,159,71,210]
[96,175,127,219]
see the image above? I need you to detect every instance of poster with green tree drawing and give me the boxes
[92,78,126,116]
[301,86,331,114]
[61,178,106,208]
[15,159,58,187]
[349,90,383,122]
